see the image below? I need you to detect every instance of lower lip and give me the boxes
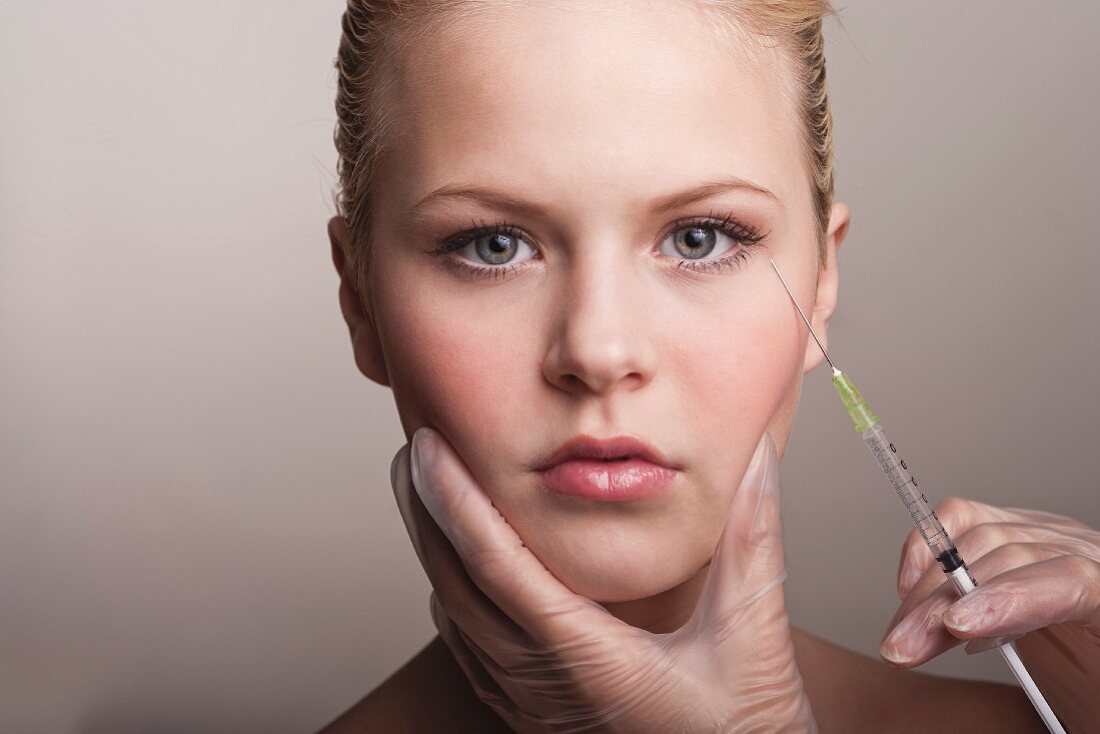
[537,458,677,501]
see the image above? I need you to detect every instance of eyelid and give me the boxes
[439,222,540,265]
[657,212,765,249]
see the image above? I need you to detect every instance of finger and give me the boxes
[999,506,1097,532]
[433,591,569,726]
[880,541,1067,667]
[943,554,1100,640]
[432,604,564,734]
[895,521,1086,619]
[429,590,516,716]
[895,497,1015,599]
[408,427,624,647]
[391,443,530,654]
[896,500,1094,599]
[690,431,787,637]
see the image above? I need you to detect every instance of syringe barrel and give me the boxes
[841,389,1065,731]
[832,371,968,573]
[861,423,957,564]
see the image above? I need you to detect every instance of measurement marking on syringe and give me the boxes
[866,435,950,549]
[771,259,1066,732]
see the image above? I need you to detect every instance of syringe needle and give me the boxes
[768,257,1069,734]
[769,258,837,373]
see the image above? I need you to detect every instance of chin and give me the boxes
[526,523,708,603]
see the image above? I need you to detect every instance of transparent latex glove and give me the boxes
[880,497,1100,732]
[390,427,816,733]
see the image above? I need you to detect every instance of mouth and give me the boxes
[532,434,678,501]
[533,434,676,470]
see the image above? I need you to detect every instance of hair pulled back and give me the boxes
[333,0,838,298]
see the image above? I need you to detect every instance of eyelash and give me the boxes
[427,209,768,281]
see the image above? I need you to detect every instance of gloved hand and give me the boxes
[880,497,1100,732]
[390,426,816,733]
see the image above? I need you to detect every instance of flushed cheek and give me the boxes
[374,262,808,602]
[673,305,802,485]
[377,289,537,479]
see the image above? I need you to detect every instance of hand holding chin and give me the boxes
[390,426,817,732]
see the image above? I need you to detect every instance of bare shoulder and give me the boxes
[316,635,510,734]
[317,628,1046,733]
[792,627,1048,733]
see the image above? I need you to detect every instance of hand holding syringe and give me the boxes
[769,258,1068,734]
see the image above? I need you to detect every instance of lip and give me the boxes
[533,434,679,502]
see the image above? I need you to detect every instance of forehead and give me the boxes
[378,1,806,222]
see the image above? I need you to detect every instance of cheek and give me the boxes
[374,271,534,466]
[661,288,805,568]
[677,311,796,422]
[672,293,803,472]
[372,251,811,603]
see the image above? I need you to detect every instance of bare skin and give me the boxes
[323,3,1079,731]
[317,628,1045,733]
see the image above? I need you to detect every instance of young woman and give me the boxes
[320,1,1100,730]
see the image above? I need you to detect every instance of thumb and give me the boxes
[408,426,623,646]
[690,431,786,630]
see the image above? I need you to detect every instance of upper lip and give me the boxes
[533,434,677,471]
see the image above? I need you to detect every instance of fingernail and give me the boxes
[879,636,910,665]
[944,594,986,633]
[410,432,423,492]
[880,615,920,663]
[411,427,437,497]
[748,432,769,475]
[751,433,779,531]
[879,644,907,665]
[410,427,450,535]
[945,608,978,632]
[761,434,778,489]
[898,567,919,599]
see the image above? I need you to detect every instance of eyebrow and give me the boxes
[406,175,782,220]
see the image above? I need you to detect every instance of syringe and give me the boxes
[769,258,1067,734]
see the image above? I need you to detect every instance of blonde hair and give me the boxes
[333,0,838,298]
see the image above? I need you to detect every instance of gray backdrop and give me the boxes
[2,1,1097,731]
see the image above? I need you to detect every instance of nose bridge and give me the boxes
[544,243,657,395]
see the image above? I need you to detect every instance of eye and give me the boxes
[428,218,538,280]
[429,212,767,280]
[662,224,730,259]
[457,228,538,267]
[657,213,767,274]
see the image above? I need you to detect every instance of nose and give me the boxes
[541,256,658,396]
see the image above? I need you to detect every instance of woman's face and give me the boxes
[335,1,849,619]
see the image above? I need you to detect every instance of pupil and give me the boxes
[677,227,715,258]
[477,232,519,264]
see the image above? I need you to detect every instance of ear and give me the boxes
[329,215,391,387]
[802,201,851,375]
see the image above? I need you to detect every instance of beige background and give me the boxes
[2,1,1098,731]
